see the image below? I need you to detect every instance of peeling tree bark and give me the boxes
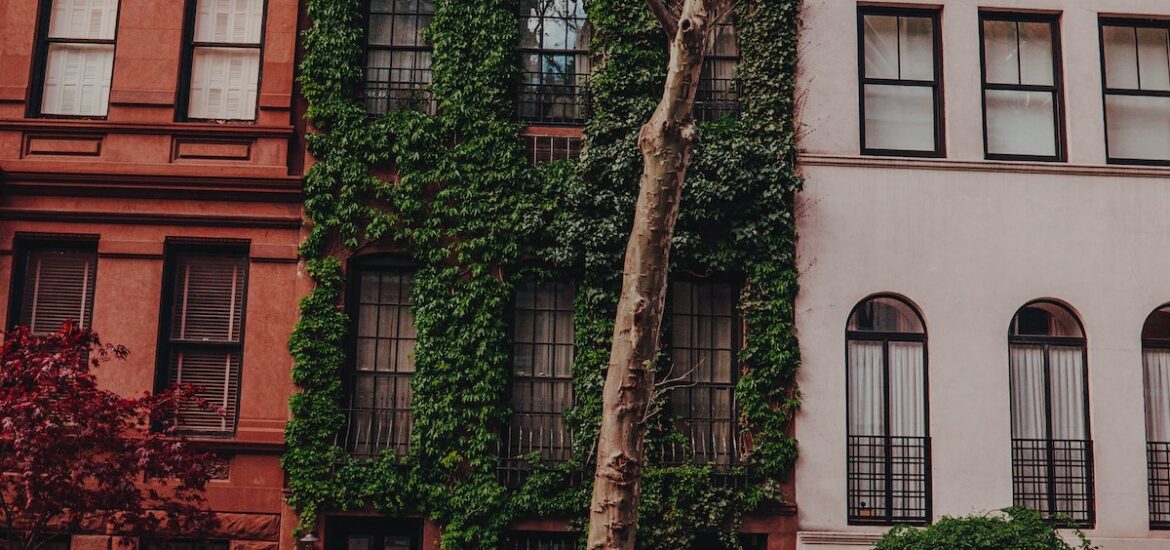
[586,1,731,549]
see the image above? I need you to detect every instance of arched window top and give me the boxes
[1009,300,1083,339]
[847,295,924,334]
[1144,305,1170,342]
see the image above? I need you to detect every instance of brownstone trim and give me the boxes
[0,209,302,229]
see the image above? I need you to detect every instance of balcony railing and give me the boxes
[518,72,590,125]
[500,532,578,550]
[694,77,740,122]
[847,435,931,524]
[336,406,412,460]
[361,66,436,116]
[1011,438,1095,526]
[1150,441,1170,528]
[498,414,573,487]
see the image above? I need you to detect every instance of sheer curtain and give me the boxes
[1146,349,1170,443]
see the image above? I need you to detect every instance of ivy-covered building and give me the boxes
[287,0,802,549]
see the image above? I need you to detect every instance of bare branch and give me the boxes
[645,0,679,37]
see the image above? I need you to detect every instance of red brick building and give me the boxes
[0,0,305,548]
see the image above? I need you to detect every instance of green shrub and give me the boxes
[874,507,1096,550]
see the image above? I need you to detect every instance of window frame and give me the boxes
[1098,17,1170,166]
[1007,299,1094,527]
[1142,304,1170,529]
[6,235,99,333]
[27,0,123,118]
[844,294,931,526]
[856,6,945,158]
[517,0,591,125]
[176,0,269,122]
[153,241,251,437]
[359,0,436,116]
[694,20,741,122]
[978,11,1066,162]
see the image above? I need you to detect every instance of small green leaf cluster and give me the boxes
[875,508,1097,550]
[285,0,803,548]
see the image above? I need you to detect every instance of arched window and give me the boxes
[846,295,930,525]
[1008,300,1093,526]
[1143,305,1170,528]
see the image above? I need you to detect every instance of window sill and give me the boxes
[0,117,294,137]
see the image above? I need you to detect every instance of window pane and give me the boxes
[863,15,899,79]
[48,0,119,40]
[170,254,247,343]
[1048,346,1086,440]
[863,84,935,152]
[848,341,884,437]
[1103,25,1140,89]
[193,0,264,44]
[985,89,1056,157]
[1019,21,1054,87]
[20,248,98,334]
[1137,27,1170,91]
[1146,349,1170,442]
[188,47,260,120]
[169,348,240,433]
[899,16,934,81]
[1106,94,1170,161]
[1010,345,1047,439]
[41,44,113,116]
[888,342,925,437]
[848,297,924,333]
[983,20,1019,85]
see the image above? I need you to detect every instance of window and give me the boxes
[326,517,421,550]
[362,0,434,115]
[340,266,416,458]
[10,241,97,334]
[692,534,767,550]
[1101,20,1170,164]
[858,7,942,156]
[504,281,574,470]
[980,14,1064,160]
[33,0,119,117]
[845,295,930,525]
[181,0,265,121]
[694,21,739,122]
[1008,300,1094,526]
[500,532,576,550]
[1143,305,1170,528]
[158,248,248,435]
[518,0,590,124]
[526,135,582,164]
[663,281,740,466]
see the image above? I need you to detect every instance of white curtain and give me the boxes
[848,341,885,437]
[1010,345,1047,439]
[889,342,926,437]
[1146,349,1170,442]
[1049,346,1087,440]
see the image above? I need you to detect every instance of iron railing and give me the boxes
[1150,441,1170,528]
[526,135,582,164]
[361,66,436,115]
[695,77,741,122]
[336,405,412,460]
[1012,438,1095,526]
[518,72,590,125]
[497,416,573,487]
[500,532,578,550]
[847,435,931,524]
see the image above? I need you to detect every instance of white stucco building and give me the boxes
[794,1,1170,548]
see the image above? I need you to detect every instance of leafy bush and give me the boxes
[874,507,1096,550]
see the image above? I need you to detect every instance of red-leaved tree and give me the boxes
[0,323,218,550]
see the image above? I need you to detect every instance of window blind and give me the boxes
[18,247,98,335]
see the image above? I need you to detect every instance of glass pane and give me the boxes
[1019,21,1054,87]
[1103,25,1140,89]
[1048,346,1086,440]
[1144,307,1170,340]
[899,16,934,81]
[863,15,899,79]
[1011,302,1083,338]
[888,342,925,437]
[1137,27,1170,91]
[985,89,1056,157]
[41,44,114,116]
[848,341,885,436]
[48,0,119,40]
[1145,349,1170,442]
[849,296,923,333]
[1106,94,1170,161]
[1010,345,1047,439]
[863,84,935,152]
[187,47,260,120]
[983,20,1019,85]
[193,0,265,44]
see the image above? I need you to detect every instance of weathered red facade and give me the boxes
[0,0,305,548]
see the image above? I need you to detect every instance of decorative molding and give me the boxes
[22,133,104,158]
[0,118,294,139]
[0,209,303,230]
[108,89,176,107]
[0,170,302,203]
[172,137,253,162]
[798,531,884,546]
[798,153,1170,179]
[0,85,26,103]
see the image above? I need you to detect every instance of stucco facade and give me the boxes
[795,0,1170,548]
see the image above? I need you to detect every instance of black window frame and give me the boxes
[6,234,99,333]
[339,256,418,459]
[153,240,251,437]
[857,6,945,158]
[1142,304,1170,529]
[517,0,591,125]
[844,294,931,526]
[176,0,269,122]
[1007,300,1095,528]
[27,0,123,119]
[694,19,741,123]
[499,531,578,550]
[978,12,1066,162]
[326,516,422,550]
[359,0,436,116]
[1098,17,1170,166]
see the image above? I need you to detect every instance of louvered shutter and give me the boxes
[40,0,119,116]
[19,248,98,334]
[167,253,248,434]
[186,0,263,120]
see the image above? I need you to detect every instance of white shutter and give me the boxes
[49,0,119,40]
[20,248,98,335]
[42,44,114,116]
[187,47,260,120]
[193,0,264,44]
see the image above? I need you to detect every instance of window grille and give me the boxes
[518,0,590,124]
[695,22,740,122]
[526,135,582,164]
[500,532,577,550]
[362,0,435,115]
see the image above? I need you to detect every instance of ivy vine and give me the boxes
[284,0,803,548]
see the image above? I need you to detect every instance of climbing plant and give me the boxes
[284,0,803,548]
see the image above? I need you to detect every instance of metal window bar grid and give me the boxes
[526,135,581,164]
[362,63,435,115]
[1149,441,1170,528]
[847,435,931,524]
[1011,438,1095,526]
[362,0,435,115]
[500,532,578,550]
[518,70,590,125]
[694,75,741,122]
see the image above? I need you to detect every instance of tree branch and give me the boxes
[645,0,678,38]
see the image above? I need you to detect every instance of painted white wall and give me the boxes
[794,0,1170,548]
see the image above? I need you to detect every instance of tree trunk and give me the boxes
[586,1,728,549]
